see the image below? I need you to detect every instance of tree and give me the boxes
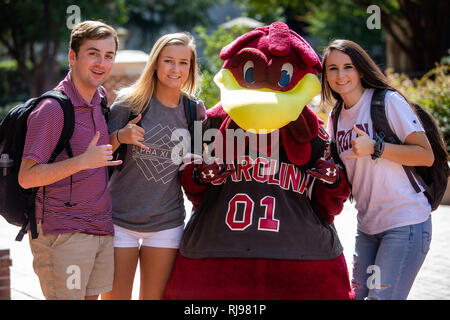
[234,0,321,32]
[304,0,384,61]
[194,24,251,108]
[351,0,449,73]
[235,0,449,75]
[0,0,129,96]
[123,0,220,52]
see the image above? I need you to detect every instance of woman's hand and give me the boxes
[116,113,150,151]
[346,125,375,160]
[345,125,434,167]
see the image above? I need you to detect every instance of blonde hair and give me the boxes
[115,32,200,114]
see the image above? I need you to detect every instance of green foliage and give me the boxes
[234,0,324,25]
[194,24,250,108]
[304,0,384,54]
[387,63,450,152]
[0,0,130,95]
[0,60,29,107]
[233,0,286,24]
[125,0,220,50]
[0,101,22,122]
[0,0,129,45]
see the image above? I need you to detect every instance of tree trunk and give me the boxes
[42,0,52,92]
[355,0,448,75]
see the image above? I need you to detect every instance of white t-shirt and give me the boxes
[326,88,431,234]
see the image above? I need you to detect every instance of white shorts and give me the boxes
[113,224,184,249]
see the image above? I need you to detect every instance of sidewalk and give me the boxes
[1,200,449,300]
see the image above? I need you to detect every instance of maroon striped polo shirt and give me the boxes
[22,72,113,235]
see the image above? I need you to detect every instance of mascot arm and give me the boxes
[310,168,351,225]
[180,163,207,210]
[179,109,226,210]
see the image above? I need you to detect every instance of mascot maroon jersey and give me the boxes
[181,120,343,260]
[165,22,354,300]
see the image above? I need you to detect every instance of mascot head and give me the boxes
[214,22,322,133]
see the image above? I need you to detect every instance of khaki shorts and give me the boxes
[29,224,113,300]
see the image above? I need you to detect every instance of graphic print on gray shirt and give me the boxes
[108,95,205,232]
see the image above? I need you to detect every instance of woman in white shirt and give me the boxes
[321,39,435,300]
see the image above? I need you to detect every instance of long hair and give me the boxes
[320,39,400,108]
[321,39,448,161]
[115,32,200,114]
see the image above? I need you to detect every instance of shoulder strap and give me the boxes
[97,86,110,122]
[370,88,422,193]
[184,95,198,154]
[38,90,75,162]
[183,95,197,135]
[370,89,398,143]
[331,100,343,141]
[137,103,151,125]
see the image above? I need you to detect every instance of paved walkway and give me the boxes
[1,200,449,300]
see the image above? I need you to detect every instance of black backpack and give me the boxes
[0,89,109,241]
[331,88,449,211]
[110,94,199,176]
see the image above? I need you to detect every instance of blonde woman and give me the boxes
[102,32,206,300]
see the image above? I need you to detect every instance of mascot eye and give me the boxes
[278,63,293,87]
[243,60,255,84]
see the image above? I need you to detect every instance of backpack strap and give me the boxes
[15,187,39,241]
[330,100,346,169]
[329,100,353,201]
[370,88,422,193]
[331,100,343,143]
[370,89,396,143]
[98,86,110,122]
[41,90,75,162]
[183,95,198,153]
[183,95,197,134]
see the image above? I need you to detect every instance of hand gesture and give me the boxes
[82,131,123,169]
[306,158,339,184]
[346,125,375,160]
[117,113,150,151]
[194,143,234,184]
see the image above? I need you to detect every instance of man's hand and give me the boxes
[81,131,123,169]
[306,158,339,184]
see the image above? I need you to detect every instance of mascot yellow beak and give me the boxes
[214,69,321,133]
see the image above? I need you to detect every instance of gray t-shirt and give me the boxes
[108,95,206,232]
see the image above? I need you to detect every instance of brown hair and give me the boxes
[320,39,398,107]
[70,20,118,55]
[321,39,448,160]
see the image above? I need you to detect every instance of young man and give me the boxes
[18,20,122,300]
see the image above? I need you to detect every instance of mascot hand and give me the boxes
[193,162,234,184]
[306,158,339,184]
